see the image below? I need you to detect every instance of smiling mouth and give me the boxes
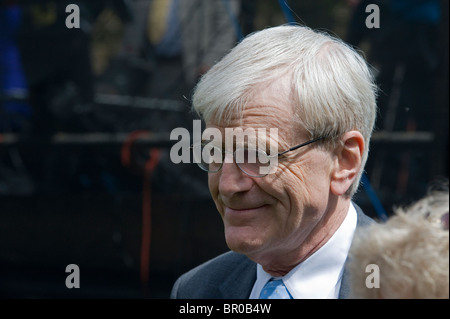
[225,204,268,214]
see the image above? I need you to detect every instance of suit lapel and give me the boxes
[219,254,257,299]
[339,202,374,298]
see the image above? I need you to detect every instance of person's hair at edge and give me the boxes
[191,24,378,197]
[348,181,449,298]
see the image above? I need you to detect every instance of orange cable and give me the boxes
[140,148,160,296]
[120,130,160,296]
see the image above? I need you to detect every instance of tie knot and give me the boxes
[259,279,293,299]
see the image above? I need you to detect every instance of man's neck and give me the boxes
[254,198,351,277]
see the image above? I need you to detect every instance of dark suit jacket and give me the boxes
[171,203,374,299]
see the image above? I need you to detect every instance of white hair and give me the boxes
[192,24,378,196]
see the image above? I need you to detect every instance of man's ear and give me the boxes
[330,131,364,196]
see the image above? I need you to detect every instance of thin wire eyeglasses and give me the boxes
[191,136,324,177]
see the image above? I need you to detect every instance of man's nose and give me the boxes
[218,154,253,196]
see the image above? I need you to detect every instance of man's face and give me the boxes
[206,78,336,264]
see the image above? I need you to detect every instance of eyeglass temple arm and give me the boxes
[278,136,324,156]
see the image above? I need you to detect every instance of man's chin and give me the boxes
[224,226,266,255]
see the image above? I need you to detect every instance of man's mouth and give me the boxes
[225,204,268,214]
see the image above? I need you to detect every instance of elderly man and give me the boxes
[171,24,377,299]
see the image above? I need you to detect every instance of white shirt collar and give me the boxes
[249,203,358,299]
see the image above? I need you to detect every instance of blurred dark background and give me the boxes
[0,0,448,298]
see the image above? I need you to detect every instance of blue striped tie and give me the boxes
[259,279,293,299]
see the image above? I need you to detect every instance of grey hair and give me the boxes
[192,24,378,196]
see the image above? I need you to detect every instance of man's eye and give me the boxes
[202,145,224,164]
[204,145,218,157]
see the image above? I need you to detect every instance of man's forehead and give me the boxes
[206,104,295,143]
[204,74,300,142]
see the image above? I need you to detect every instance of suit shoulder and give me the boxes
[171,251,254,299]
[186,251,249,278]
[353,201,376,227]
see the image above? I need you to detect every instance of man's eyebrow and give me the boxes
[201,139,224,148]
[201,133,280,148]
